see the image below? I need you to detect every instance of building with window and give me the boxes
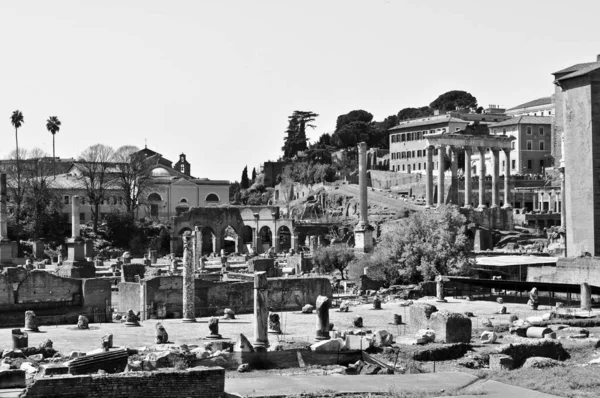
[388,114,470,174]
[472,116,553,175]
[505,96,555,117]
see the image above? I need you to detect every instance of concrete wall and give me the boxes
[20,368,224,398]
[527,257,600,286]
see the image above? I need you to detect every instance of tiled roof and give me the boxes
[507,96,553,111]
[554,62,600,82]
[489,116,553,128]
[388,114,469,131]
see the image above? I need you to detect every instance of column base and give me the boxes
[491,204,500,209]
[253,341,269,350]
[502,205,513,210]
[478,205,487,210]
[462,205,473,209]
[181,318,197,323]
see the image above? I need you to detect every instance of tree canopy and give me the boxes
[397,106,433,121]
[358,206,473,285]
[335,110,373,131]
[240,166,250,189]
[429,90,478,112]
[282,110,318,159]
[313,244,356,279]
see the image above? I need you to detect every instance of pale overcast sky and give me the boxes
[1,1,599,181]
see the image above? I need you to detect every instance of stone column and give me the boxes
[478,147,486,208]
[193,226,202,271]
[450,146,458,205]
[426,145,434,208]
[503,149,512,208]
[560,168,566,228]
[291,231,299,252]
[435,276,447,303]
[71,195,80,239]
[253,271,269,349]
[581,283,592,311]
[0,174,7,240]
[533,191,538,212]
[437,145,446,207]
[354,142,373,252]
[358,142,368,226]
[182,233,196,322]
[491,149,500,208]
[464,147,472,208]
[315,295,330,341]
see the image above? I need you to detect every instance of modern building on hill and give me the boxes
[470,116,553,176]
[388,114,470,174]
[506,96,555,117]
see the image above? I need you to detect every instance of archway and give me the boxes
[241,225,253,254]
[222,225,239,254]
[278,226,291,252]
[259,226,272,253]
[201,227,216,255]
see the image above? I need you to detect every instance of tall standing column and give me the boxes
[358,142,368,226]
[0,174,7,241]
[182,233,196,322]
[464,148,472,208]
[71,195,80,239]
[450,146,458,205]
[253,271,269,349]
[426,145,434,208]
[354,142,373,252]
[491,149,500,208]
[193,226,203,271]
[437,145,446,207]
[503,149,512,208]
[478,147,486,208]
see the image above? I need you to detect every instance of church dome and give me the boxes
[151,168,171,177]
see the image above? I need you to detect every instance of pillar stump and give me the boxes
[253,272,269,349]
[315,295,331,341]
[581,282,592,311]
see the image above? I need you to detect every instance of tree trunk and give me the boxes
[52,134,56,178]
[15,127,21,221]
[93,202,100,233]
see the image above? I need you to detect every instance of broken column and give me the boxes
[206,317,222,339]
[24,311,39,332]
[182,232,196,322]
[253,271,269,349]
[581,282,592,311]
[354,142,373,253]
[315,295,330,341]
[193,226,203,271]
[436,275,447,302]
[66,195,85,263]
[0,174,12,265]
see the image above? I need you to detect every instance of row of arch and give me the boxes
[178,224,293,255]
[147,193,220,203]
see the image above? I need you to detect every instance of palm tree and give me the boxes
[10,110,24,162]
[46,116,61,176]
[10,110,24,221]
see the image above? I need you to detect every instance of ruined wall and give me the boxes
[20,367,224,398]
[16,271,81,304]
[82,278,112,310]
[527,257,600,286]
[117,282,141,313]
[131,276,333,318]
[0,274,14,306]
[121,263,146,283]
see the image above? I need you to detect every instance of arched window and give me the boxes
[180,198,188,203]
[206,193,219,202]
[148,193,162,201]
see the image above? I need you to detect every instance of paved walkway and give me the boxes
[225,373,561,398]
[225,372,479,397]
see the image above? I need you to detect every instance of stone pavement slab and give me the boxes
[225,372,479,397]
[434,379,560,398]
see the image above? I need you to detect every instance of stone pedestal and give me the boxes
[315,295,330,341]
[253,272,269,349]
[436,276,447,303]
[32,241,45,260]
[182,233,196,322]
[24,311,39,332]
[354,225,373,253]
[67,241,86,262]
[84,240,94,259]
[206,317,222,339]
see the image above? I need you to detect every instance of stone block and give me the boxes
[429,311,471,343]
[480,331,497,344]
[372,330,393,347]
[310,338,343,352]
[345,335,372,350]
[415,329,436,343]
[526,327,553,339]
[408,303,438,329]
[0,369,25,388]
[489,354,514,371]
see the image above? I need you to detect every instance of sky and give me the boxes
[1,0,599,181]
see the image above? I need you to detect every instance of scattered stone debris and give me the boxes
[301,304,314,314]
[77,315,89,330]
[481,331,498,344]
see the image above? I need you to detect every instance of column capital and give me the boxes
[463,146,473,154]
[502,147,512,155]
[477,146,487,154]
[490,147,500,154]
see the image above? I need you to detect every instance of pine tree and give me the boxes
[251,167,257,183]
[241,166,250,189]
[282,110,318,159]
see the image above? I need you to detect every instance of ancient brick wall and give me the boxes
[16,271,81,304]
[132,276,332,318]
[20,367,225,398]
